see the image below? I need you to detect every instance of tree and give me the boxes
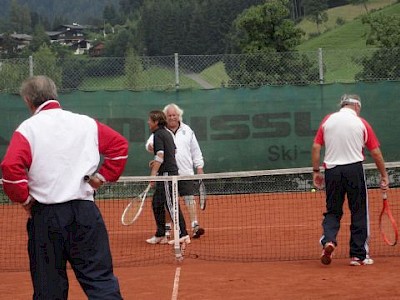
[104,26,136,57]
[230,0,304,53]
[32,45,62,86]
[29,24,51,52]
[225,0,319,86]
[362,14,400,48]
[0,59,29,92]
[119,0,144,19]
[103,4,120,26]
[302,0,328,33]
[9,0,32,33]
[355,14,400,81]
[137,0,265,56]
[124,48,143,90]
[30,11,51,31]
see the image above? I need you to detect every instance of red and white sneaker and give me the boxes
[320,242,335,265]
[350,256,374,266]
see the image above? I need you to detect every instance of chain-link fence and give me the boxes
[0,47,399,93]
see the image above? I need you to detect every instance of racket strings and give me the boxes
[122,197,143,225]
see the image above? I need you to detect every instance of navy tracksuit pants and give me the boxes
[320,162,370,260]
[152,177,188,238]
[28,200,122,300]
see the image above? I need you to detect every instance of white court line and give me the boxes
[171,267,181,300]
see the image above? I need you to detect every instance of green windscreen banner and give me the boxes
[1,82,399,176]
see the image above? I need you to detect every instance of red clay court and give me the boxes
[1,183,400,299]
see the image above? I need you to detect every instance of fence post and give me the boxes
[29,55,33,77]
[318,48,324,84]
[174,53,180,90]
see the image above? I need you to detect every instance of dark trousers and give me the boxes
[320,162,370,260]
[28,200,122,300]
[152,180,188,238]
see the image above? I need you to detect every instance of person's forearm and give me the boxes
[150,161,161,176]
[370,148,387,177]
[311,143,321,171]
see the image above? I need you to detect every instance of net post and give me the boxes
[172,176,183,261]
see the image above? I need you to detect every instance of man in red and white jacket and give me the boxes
[312,94,388,267]
[1,75,128,299]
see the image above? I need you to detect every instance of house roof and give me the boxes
[0,33,32,41]
[56,23,95,31]
[46,31,64,37]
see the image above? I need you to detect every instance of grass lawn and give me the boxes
[200,61,231,87]
[297,0,397,40]
[80,66,201,91]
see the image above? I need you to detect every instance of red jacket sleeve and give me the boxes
[1,131,32,204]
[361,118,380,151]
[313,114,332,146]
[96,120,129,182]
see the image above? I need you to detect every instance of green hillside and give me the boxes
[295,1,400,82]
[297,1,400,51]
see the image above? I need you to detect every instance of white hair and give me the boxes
[340,94,361,108]
[163,103,183,122]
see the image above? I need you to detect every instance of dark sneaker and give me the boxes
[192,225,205,239]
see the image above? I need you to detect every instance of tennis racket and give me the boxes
[199,180,206,210]
[379,192,398,246]
[121,184,151,226]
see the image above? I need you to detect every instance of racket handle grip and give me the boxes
[382,192,387,200]
[83,175,91,182]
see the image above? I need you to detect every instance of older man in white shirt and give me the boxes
[146,103,205,239]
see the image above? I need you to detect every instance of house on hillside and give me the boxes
[0,23,100,56]
[0,33,32,54]
[46,23,96,55]
[89,42,105,57]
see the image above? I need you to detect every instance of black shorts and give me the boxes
[178,180,195,196]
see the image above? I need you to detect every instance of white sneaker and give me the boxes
[168,235,191,245]
[349,256,374,266]
[146,236,168,244]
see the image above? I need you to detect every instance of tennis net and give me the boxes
[1,162,400,271]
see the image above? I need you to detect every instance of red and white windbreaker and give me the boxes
[1,100,128,205]
[314,107,380,169]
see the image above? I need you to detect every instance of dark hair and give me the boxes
[149,110,167,127]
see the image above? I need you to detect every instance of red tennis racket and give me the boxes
[379,192,398,246]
